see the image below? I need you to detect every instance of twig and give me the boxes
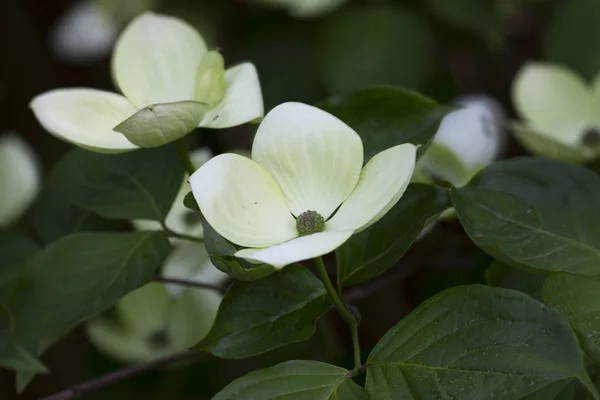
[153,276,227,292]
[40,349,204,400]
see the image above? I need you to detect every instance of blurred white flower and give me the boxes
[0,134,41,229]
[416,94,506,187]
[87,243,227,364]
[252,0,348,18]
[512,62,600,163]
[50,0,119,64]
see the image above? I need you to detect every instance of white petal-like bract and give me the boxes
[327,144,416,233]
[235,230,353,268]
[252,102,363,219]
[112,12,207,109]
[190,153,297,247]
[30,88,138,153]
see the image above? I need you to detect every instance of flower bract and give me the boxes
[190,102,416,268]
[31,12,264,153]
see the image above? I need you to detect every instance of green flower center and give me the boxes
[296,210,325,236]
[581,127,600,148]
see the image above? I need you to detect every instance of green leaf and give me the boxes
[32,150,119,243]
[366,285,598,399]
[451,157,600,276]
[319,87,451,162]
[543,273,600,365]
[113,101,208,147]
[0,233,39,296]
[318,5,434,95]
[198,265,329,358]
[543,0,600,80]
[212,360,368,400]
[0,231,170,377]
[336,183,450,286]
[485,260,548,299]
[65,146,184,221]
[197,204,275,281]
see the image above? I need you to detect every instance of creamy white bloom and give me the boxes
[252,0,348,18]
[190,102,416,268]
[512,62,600,162]
[0,134,41,229]
[87,243,227,363]
[417,94,506,187]
[31,12,264,153]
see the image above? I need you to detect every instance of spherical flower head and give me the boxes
[296,210,325,236]
[511,62,600,163]
[190,102,417,269]
[31,12,264,153]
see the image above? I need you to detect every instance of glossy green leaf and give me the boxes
[485,260,548,299]
[186,195,275,281]
[319,87,451,161]
[543,0,600,80]
[65,146,184,221]
[212,360,368,400]
[366,285,598,399]
[198,265,329,358]
[452,158,600,276]
[0,231,170,379]
[113,101,208,147]
[318,5,434,95]
[31,150,119,243]
[543,273,600,365]
[336,183,450,286]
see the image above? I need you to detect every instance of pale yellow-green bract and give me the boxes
[0,134,40,229]
[31,12,263,153]
[87,243,227,364]
[190,102,416,268]
[512,62,600,163]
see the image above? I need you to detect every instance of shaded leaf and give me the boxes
[65,146,184,221]
[485,260,548,299]
[0,231,170,382]
[212,360,368,400]
[336,183,450,286]
[452,158,600,276]
[366,285,598,399]
[198,265,329,358]
[320,87,451,161]
[543,273,600,365]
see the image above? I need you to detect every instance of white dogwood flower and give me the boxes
[190,102,416,268]
[87,244,227,363]
[0,134,41,229]
[31,12,263,153]
[417,94,506,187]
[512,62,600,163]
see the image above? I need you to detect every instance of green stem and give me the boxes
[175,138,196,175]
[314,257,361,370]
[162,223,203,243]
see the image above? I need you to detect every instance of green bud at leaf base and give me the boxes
[194,51,226,109]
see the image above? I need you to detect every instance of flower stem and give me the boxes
[314,257,361,370]
[175,138,196,175]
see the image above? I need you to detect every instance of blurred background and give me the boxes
[0,0,595,398]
